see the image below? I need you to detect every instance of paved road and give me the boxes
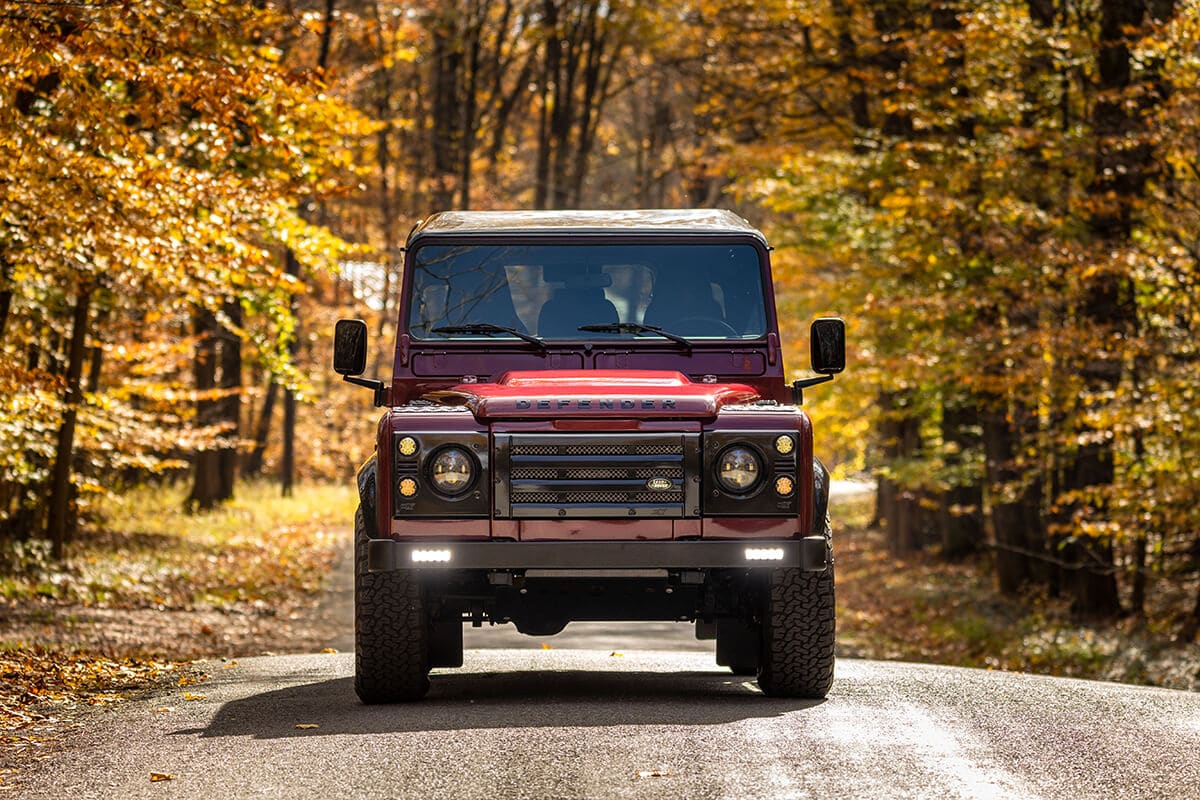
[13,648,1200,799]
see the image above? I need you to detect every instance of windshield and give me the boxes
[406,243,767,342]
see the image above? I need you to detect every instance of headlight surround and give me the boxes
[715,445,762,494]
[428,446,475,496]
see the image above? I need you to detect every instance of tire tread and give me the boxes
[353,507,430,703]
[757,556,836,699]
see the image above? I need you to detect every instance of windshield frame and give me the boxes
[399,233,776,347]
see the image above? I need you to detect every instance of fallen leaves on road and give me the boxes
[636,769,672,778]
[181,692,206,701]
[0,649,180,733]
[610,651,624,657]
[149,772,175,782]
[295,723,319,730]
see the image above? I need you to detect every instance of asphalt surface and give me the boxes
[13,646,1200,799]
[16,480,1200,799]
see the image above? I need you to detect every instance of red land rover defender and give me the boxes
[333,209,845,702]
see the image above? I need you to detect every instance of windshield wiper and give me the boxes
[577,322,693,350]
[432,323,546,350]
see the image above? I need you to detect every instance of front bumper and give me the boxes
[367,536,830,573]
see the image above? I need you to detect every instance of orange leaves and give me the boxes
[0,650,175,732]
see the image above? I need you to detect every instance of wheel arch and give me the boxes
[356,455,379,538]
[812,457,830,535]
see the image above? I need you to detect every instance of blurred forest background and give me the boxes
[1,0,1198,667]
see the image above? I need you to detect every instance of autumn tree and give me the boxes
[0,0,367,543]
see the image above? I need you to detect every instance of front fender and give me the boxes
[356,455,379,539]
[812,457,830,535]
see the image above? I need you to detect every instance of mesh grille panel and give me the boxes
[512,443,683,457]
[506,435,691,517]
[513,491,684,504]
[512,466,684,480]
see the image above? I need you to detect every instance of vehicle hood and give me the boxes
[425,370,760,420]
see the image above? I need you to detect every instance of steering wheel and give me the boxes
[670,316,739,337]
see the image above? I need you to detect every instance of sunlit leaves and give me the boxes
[0,0,371,533]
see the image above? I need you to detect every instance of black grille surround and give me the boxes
[494,433,702,519]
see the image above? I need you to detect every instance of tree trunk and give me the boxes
[185,309,221,512]
[1055,0,1171,618]
[45,284,93,558]
[280,249,301,497]
[535,0,562,209]
[430,7,463,210]
[243,380,278,476]
[0,255,12,342]
[1182,534,1200,641]
[879,391,923,555]
[458,3,482,210]
[316,0,336,71]
[281,386,296,497]
[1130,533,1148,618]
[217,301,242,501]
[983,404,1046,594]
[939,400,983,559]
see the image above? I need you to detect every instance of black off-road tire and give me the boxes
[353,507,431,703]
[757,559,836,699]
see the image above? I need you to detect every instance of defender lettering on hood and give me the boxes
[516,398,676,410]
[426,370,760,420]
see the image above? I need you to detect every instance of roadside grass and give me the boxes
[833,494,1199,690]
[0,481,357,749]
[1,481,356,608]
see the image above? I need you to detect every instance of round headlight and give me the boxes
[716,445,761,493]
[429,447,474,496]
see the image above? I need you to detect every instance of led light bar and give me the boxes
[411,549,452,564]
[744,547,786,561]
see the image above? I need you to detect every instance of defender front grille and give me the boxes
[495,433,701,519]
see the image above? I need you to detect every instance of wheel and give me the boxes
[757,557,836,699]
[353,506,430,702]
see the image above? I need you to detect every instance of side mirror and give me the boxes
[792,317,846,405]
[333,319,368,376]
[810,317,846,375]
[332,319,386,405]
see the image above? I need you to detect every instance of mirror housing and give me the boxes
[791,317,846,404]
[333,318,387,406]
[333,319,369,376]
[810,317,846,375]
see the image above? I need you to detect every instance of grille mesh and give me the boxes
[508,435,689,515]
[514,491,684,504]
[512,443,683,457]
[512,466,683,481]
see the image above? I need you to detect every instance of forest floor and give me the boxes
[0,482,356,787]
[1,483,1197,787]
[832,494,1200,692]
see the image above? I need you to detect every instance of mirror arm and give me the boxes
[343,375,388,407]
[791,374,834,405]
